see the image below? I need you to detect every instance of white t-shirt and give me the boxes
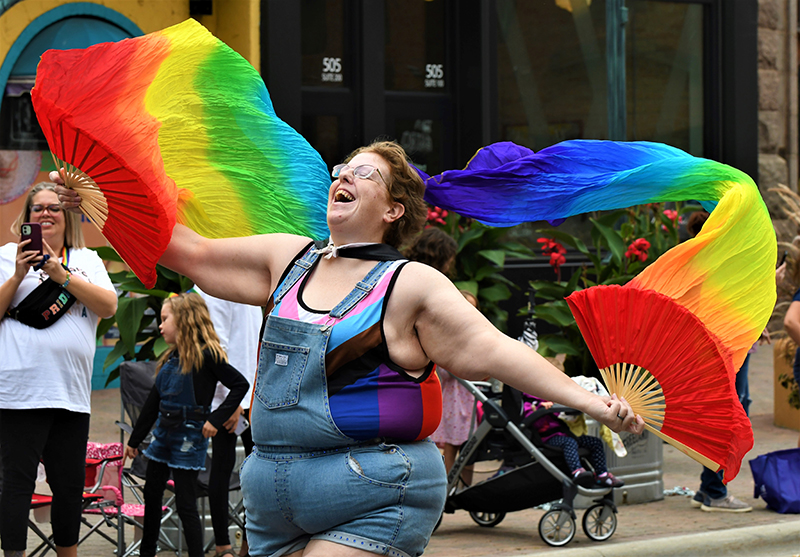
[195,287,261,411]
[0,243,115,414]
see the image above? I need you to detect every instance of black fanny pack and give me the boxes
[158,402,209,429]
[5,271,76,330]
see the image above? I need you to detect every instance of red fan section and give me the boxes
[565,284,753,482]
[31,46,176,289]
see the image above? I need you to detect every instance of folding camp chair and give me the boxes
[28,494,58,557]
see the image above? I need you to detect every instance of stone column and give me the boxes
[758,0,798,243]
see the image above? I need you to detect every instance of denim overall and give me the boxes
[144,357,209,470]
[240,251,446,557]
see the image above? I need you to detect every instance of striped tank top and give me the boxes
[265,245,442,441]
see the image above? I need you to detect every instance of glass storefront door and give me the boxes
[384,0,453,174]
[300,0,355,169]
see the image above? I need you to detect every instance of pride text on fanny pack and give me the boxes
[43,292,71,322]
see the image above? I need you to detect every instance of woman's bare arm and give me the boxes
[54,180,310,305]
[389,263,644,434]
[160,225,311,305]
[784,301,800,346]
[54,177,311,306]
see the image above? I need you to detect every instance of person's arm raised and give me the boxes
[161,225,310,306]
[53,177,311,306]
[396,264,644,435]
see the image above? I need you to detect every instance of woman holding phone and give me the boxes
[0,182,117,557]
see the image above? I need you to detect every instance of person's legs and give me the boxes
[693,353,754,508]
[576,435,607,474]
[696,467,751,512]
[0,409,51,553]
[576,436,624,487]
[209,427,238,552]
[140,459,171,557]
[544,435,581,472]
[171,467,204,557]
[41,410,90,553]
[735,353,751,417]
[699,467,726,500]
[545,435,595,487]
[239,413,254,557]
[441,443,457,475]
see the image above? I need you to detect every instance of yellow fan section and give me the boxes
[600,362,719,471]
[52,154,109,231]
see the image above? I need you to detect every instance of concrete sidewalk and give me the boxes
[26,344,800,556]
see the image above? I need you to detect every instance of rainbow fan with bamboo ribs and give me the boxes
[31,18,330,288]
[419,140,775,481]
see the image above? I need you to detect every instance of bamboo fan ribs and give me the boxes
[566,284,753,482]
[51,153,108,228]
[600,363,665,431]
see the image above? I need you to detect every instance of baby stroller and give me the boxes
[438,377,619,547]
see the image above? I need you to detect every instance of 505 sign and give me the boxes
[425,64,444,88]
[322,57,343,83]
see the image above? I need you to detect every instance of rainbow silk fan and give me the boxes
[419,140,776,481]
[31,19,330,288]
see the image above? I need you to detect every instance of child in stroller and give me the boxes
[439,379,623,546]
[523,393,624,489]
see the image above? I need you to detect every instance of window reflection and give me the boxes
[302,114,342,170]
[627,2,703,156]
[396,118,441,173]
[495,0,607,150]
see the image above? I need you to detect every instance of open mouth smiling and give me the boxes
[334,188,355,203]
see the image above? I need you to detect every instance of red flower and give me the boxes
[426,206,448,226]
[537,237,567,273]
[663,209,678,221]
[625,238,651,262]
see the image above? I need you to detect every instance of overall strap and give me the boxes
[328,259,401,319]
[273,248,320,305]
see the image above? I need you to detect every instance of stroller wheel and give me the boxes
[582,503,617,542]
[469,511,506,527]
[538,509,576,547]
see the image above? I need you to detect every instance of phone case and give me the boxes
[20,223,42,254]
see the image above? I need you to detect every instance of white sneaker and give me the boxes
[700,494,752,513]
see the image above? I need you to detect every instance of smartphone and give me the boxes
[779,250,788,268]
[234,415,250,436]
[20,222,42,255]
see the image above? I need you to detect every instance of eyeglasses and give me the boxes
[332,163,386,185]
[30,204,62,214]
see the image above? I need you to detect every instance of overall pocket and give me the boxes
[255,341,310,409]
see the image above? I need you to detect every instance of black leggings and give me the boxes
[545,434,607,474]
[0,408,90,550]
[208,412,254,546]
[141,459,204,557]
